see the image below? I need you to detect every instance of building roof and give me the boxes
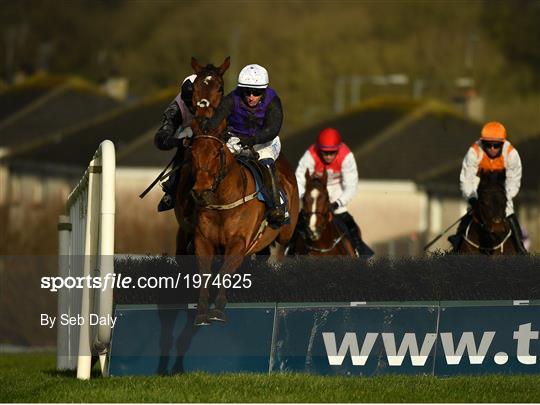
[354,100,480,180]
[0,75,66,122]
[4,88,177,169]
[284,97,481,182]
[282,97,420,165]
[116,129,174,168]
[0,74,119,151]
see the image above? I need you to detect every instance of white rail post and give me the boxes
[57,140,116,380]
[57,215,72,370]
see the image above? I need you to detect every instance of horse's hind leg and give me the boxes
[209,240,245,322]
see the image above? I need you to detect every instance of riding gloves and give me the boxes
[237,135,256,148]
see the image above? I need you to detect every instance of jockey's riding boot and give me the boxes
[448,212,473,252]
[260,158,286,229]
[340,212,374,257]
[507,214,528,254]
[158,167,180,212]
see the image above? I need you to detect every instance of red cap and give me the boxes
[317,128,342,151]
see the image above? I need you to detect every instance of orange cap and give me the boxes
[481,121,507,141]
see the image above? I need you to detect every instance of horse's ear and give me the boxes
[321,168,328,185]
[191,57,204,74]
[218,56,231,75]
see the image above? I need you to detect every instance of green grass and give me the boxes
[1,353,539,402]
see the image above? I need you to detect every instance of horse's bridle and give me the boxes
[191,69,227,195]
[191,134,228,193]
[463,219,512,253]
[463,210,511,253]
[303,209,332,234]
[302,207,346,252]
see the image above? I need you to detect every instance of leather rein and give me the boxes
[463,213,512,253]
[303,185,346,253]
[190,134,258,210]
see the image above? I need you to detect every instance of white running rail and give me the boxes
[57,140,115,380]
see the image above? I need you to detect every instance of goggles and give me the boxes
[240,87,265,97]
[320,149,338,155]
[482,141,503,150]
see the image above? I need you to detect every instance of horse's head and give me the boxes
[476,170,508,234]
[302,169,331,241]
[190,57,231,206]
[191,56,230,125]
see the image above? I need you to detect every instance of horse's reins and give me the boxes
[191,134,258,210]
[305,233,346,253]
[463,220,512,253]
[191,133,270,255]
[302,183,346,253]
[192,135,228,193]
[303,211,347,254]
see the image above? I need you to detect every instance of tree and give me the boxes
[482,0,540,88]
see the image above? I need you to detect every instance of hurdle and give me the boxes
[57,140,116,380]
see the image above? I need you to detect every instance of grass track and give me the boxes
[1,354,539,402]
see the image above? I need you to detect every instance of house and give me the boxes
[0,79,178,254]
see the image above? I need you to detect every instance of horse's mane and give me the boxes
[477,170,507,217]
[478,171,506,198]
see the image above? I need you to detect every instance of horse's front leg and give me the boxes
[194,235,214,326]
[209,239,245,322]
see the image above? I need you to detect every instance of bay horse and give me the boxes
[292,169,355,256]
[458,171,516,255]
[189,57,299,325]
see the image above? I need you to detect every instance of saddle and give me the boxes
[236,155,289,222]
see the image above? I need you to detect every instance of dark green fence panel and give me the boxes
[108,304,275,376]
[107,301,539,376]
[271,303,439,376]
[434,303,540,376]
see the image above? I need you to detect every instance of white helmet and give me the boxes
[237,64,269,88]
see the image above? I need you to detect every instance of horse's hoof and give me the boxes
[195,314,211,326]
[209,309,226,323]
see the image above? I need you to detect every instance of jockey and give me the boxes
[154,74,197,211]
[295,128,370,256]
[201,63,286,229]
[448,121,527,253]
